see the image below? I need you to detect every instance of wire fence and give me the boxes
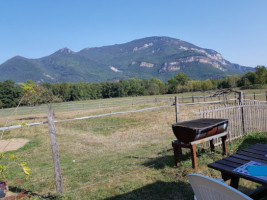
[1,92,266,117]
[0,96,173,117]
[1,91,266,131]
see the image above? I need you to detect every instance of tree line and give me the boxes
[0,65,266,108]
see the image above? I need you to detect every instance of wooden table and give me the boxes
[208,143,267,199]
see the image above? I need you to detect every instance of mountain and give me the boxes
[0,36,254,83]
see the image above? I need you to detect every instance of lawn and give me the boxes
[1,92,267,199]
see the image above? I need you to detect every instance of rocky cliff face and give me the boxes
[160,56,227,72]
[140,62,154,68]
[159,62,180,73]
[133,43,153,52]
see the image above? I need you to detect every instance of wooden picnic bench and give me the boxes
[208,143,267,199]
[172,131,229,170]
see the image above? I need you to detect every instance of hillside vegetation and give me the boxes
[0,65,266,109]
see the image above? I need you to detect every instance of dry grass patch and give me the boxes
[0,138,29,152]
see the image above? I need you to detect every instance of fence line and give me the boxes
[0,97,173,117]
[2,92,266,117]
[0,104,171,131]
[0,98,232,131]
[197,101,267,145]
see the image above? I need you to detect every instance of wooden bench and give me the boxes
[172,131,229,170]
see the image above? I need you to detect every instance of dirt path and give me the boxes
[0,139,29,152]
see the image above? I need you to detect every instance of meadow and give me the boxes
[0,90,267,199]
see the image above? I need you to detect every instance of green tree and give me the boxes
[128,78,145,96]
[101,82,112,98]
[201,79,213,91]
[88,83,102,99]
[167,72,190,93]
[225,75,241,88]
[147,82,160,95]
[210,79,219,89]
[118,79,130,97]
[52,82,72,101]
[255,65,267,84]
[0,80,22,108]
[173,72,190,85]
[239,71,256,87]
[143,78,167,95]
[42,82,53,90]
[70,82,93,101]
[243,78,252,88]
[20,80,62,106]
[188,80,202,91]
[151,78,167,94]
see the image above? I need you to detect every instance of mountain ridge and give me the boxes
[0,36,254,83]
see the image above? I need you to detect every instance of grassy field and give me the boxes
[1,88,266,121]
[1,90,267,199]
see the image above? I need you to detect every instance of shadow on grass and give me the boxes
[238,185,267,200]
[104,180,193,200]
[236,132,267,151]
[8,186,57,199]
[142,155,175,169]
[138,148,217,170]
[18,116,47,120]
[125,148,192,169]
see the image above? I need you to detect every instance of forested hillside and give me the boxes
[0,66,265,108]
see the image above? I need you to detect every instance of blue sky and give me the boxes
[0,0,266,67]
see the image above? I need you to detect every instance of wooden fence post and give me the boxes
[266,91,267,104]
[238,92,246,134]
[48,106,63,194]
[175,96,179,123]
[223,94,226,104]
[192,95,194,103]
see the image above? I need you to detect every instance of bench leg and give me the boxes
[191,144,198,170]
[222,134,228,155]
[210,139,215,152]
[230,176,240,189]
[177,145,182,156]
[172,141,182,166]
[222,172,239,189]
